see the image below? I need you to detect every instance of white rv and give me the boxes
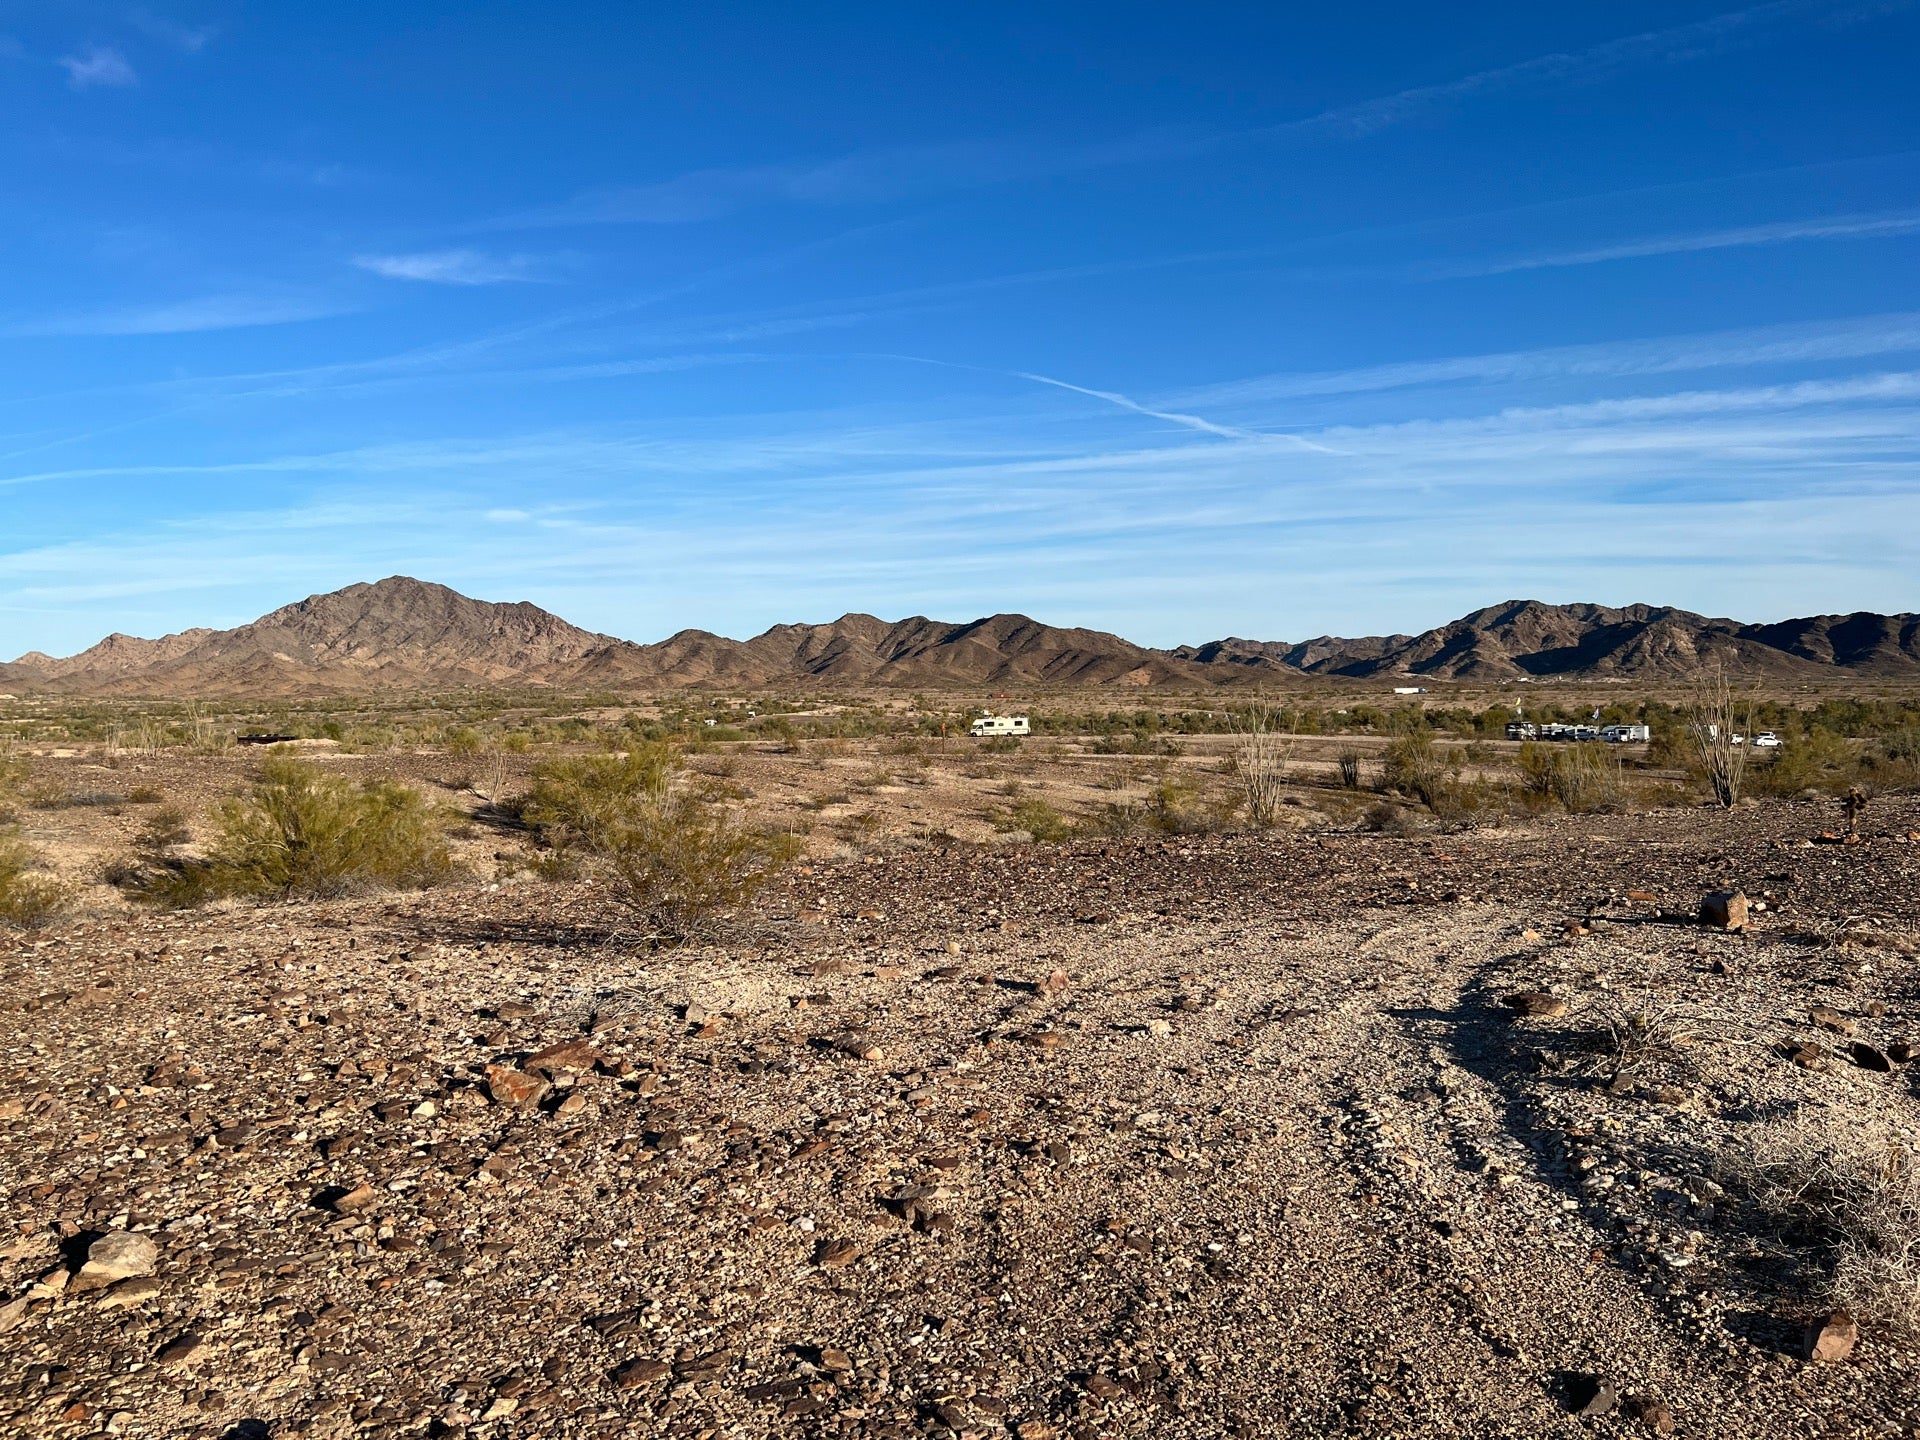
[969,714,1031,738]
[1600,724,1651,743]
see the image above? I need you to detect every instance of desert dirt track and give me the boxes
[5,796,1920,1440]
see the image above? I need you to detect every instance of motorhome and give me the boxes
[969,714,1031,738]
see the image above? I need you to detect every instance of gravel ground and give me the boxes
[4,795,1919,1439]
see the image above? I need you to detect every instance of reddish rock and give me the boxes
[485,1063,549,1109]
[524,1038,598,1073]
[814,1237,861,1269]
[1806,1312,1857,1363]
[612,1358,670,1388]
[1503,991,1568,1018]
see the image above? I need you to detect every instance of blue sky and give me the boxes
[3,2,1919,656]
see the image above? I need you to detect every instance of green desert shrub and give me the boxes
[0,831,68,929]
[527,743,796,943]
[1752,727,1856,797]
[1382,731,1462,814]
[1002,797,1072,843]
[206,757,460,901]
[443,726,486,757]
[1516,741,1627,813]
[110,805,223,909]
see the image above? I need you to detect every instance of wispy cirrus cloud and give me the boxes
[6,358,1918,652]
[126,8,214,53]
[1255,0,1908,143]
[493,1,1902,228]
[61,44,135,89]
[1170,312,1920,408]
[353,249,550,285]
[1433,209,1920,278]
[4,293,352,337]
[485,135,1189,228]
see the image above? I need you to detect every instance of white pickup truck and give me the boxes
[969,714,1031,738]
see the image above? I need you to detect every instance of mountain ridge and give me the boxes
[3,578,1916,695]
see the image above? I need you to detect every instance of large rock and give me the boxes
[72,1232,157,1292]
[484,1064,549,1109]
[1699,890,1749,930]
[524,1038,598,1074]
[1806,1312,1857,1363]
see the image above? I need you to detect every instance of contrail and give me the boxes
[857,350,1339,452]
[1012,369,1341,453]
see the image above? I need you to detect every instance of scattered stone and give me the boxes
[1810,1005,1856,1036]
[525,1038,599,1073]
[332,1183,380,1214]
[612,1358,670,1388]
[485,1063,549,1109]
[1699,890,1749,930]
[1566,1374,1618,1417]
[1788,1043,1828,1070]
[1503,991,1568,1019]
[155,1333,204,1366]
[1627,1396,1676,1434]
[1806,1312,1858,1363]
[97,1276,164,1311]
[72,1232,157,1292]
[814,1238,861,1269]
[1849,1042,1893,1072]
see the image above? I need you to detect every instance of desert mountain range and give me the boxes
[2,578,1916,696]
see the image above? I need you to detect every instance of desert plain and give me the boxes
[3,667,1920,1440]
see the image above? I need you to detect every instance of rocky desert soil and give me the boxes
[5,796,1920,1440]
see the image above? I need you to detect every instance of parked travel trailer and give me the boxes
[1510,720,1647,743]
[969,714,1031,738]
[1600,724,1652,743]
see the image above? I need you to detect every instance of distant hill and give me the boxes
[2,579,1915,695]
[1175,601,1920,681]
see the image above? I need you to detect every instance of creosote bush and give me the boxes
[0,831,68,929]
[1517,741,1626,813]
[1001,797,1071,843]
[1381,730,1467,817]
[527,742,796,944]
[207,756,460,901]
[0,753,66,928]
[109,805,222,909]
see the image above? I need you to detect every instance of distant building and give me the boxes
[1392,686,1427,695]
